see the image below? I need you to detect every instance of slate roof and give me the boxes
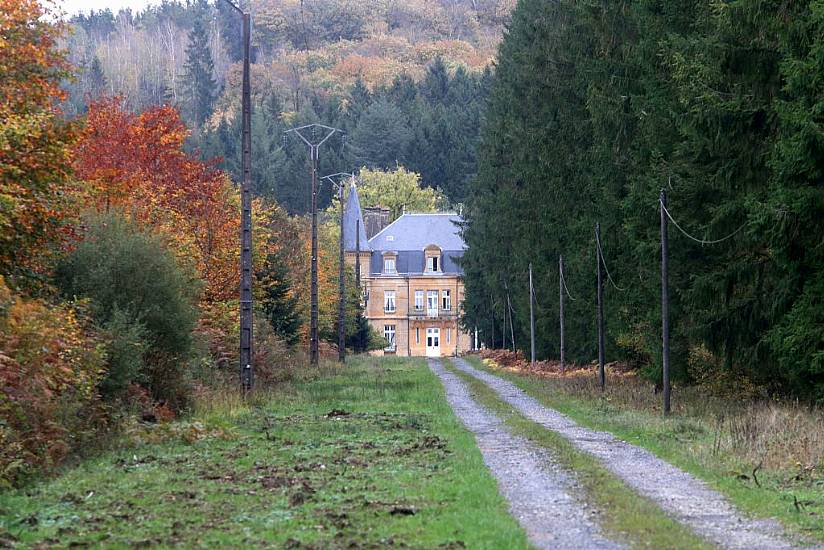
[342,182,370,252]
[369,249,465,276]
[368,213,465,252]
[367,213,466,275]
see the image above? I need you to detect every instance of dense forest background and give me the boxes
[0,0,510,483]
[461,0,824,401]
[64,0,508,208]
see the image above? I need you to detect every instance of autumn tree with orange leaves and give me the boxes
[0,0,76,285]
[73,98,240,303]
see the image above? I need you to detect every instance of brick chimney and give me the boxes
[363,206,390,239]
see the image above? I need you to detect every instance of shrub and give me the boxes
[0,276,106,486]
[56,212,200,410]
[98,309,148,399]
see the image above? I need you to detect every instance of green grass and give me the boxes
[444,359,713,550]
[0,357,530,549]
[466,356,824,544]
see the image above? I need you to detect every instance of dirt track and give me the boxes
[428,359,622,550]
[450,356,818,550]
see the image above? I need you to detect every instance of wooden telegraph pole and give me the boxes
[660,189,671,415]
[238,8,254,392]
[529,263,536,366]
[596,223,605,391]
[559,255,565,372]
[217,0,254,390]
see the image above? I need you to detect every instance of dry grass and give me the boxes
[476,350,824,473]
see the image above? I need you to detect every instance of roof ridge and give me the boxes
[403,211,460,216]
[368,213,404,244]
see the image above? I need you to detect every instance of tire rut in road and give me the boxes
[428,359,623,550]
[451,357,820,550]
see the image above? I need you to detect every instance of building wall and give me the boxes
[345,251,372,284]
[361,272,471,357]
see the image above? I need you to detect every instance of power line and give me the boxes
[595,229,627,292]
[660,199,747,245]
[560,264,576,301]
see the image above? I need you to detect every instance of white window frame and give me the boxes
[441,289,451,310]
[426,290,438,316]
[384,290,396,313]
[383,257,396,274]
[414,290,424,311]
[384,324,396,351]
[415,327,420,344]
[426,255,440,273]
[446,327,451,344]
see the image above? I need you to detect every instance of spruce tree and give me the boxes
[86,55,107,99]
[182,8,216,127]
[258,247,302,346]
[350,98,412,169]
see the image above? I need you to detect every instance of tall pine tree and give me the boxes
[182,4,216,127]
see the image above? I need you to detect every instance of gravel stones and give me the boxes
[428,359,623,550]
[451,357,820,550]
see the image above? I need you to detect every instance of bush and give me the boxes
[98,309,148,399]
[56,212,200,410]
[0,276,107,486]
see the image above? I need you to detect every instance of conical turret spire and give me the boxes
[343,181,370,252]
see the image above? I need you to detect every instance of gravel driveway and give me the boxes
[428,359,623,550]
[451,356,820,550]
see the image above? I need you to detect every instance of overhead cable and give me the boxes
[660,199,747,245]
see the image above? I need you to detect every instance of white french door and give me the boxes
[426,328,441,357]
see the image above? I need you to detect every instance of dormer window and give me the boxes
[424,245,441,273]
[382,252,397,274]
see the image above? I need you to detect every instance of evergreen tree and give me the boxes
[258,248,302,346]
[350,98,412,169]
[461,0,824,400]
[86,55,107,99]
[182,7,217,127]
[346,77,372,122]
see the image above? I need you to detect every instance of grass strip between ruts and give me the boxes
[464,356,824,544]
[444,358,714,550]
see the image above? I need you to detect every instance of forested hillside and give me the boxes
[64,0,508,207]
[461,0,824,400]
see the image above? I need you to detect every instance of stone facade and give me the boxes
[342,183,472,357]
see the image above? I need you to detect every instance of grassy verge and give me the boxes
[0,356,529,549]
[444,359,712,550]
[465,355,824,543]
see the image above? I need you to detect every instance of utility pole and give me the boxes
[529,263,535,366]
[501,294,507,350]
[284,124,343,366]
[490,295,495,349]
[322,172,355,364]
[660,189,671,415]
[219,0,253,392]
[506,284,515,352]
[596,223,605,391]
[339,182,345,363]
[355,219,361,290]
[559,255,565,372]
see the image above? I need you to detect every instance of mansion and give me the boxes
[342,184,472,357]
